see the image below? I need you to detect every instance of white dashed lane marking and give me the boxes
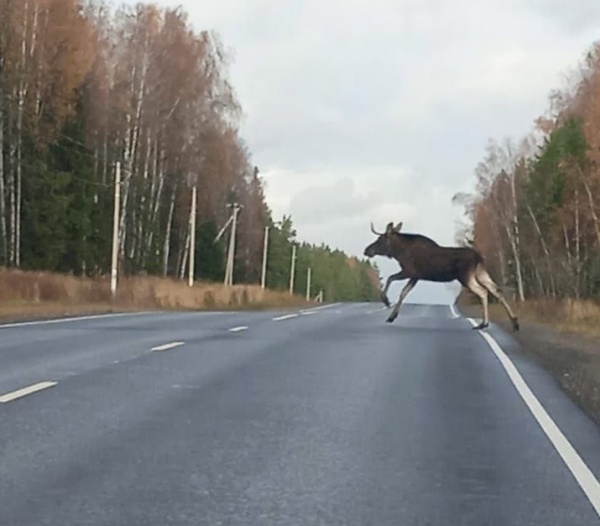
[151,342,185,352]
[273,314,298,321]
[0,381,58,403]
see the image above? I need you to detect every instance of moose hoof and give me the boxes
[386,312,398,323]
[472,321,489,331]
[512,317,520,332]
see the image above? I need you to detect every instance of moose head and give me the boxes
[363,221,403,258]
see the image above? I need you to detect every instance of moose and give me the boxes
[363,221,519,331]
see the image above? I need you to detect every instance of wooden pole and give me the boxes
[224,203,240,286]
[188,185,197,287]
[261,225,269,289]
[110,162,121,299]
[289,244,297,294]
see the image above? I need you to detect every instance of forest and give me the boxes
[0,0,380,303]
[454,42,600,303]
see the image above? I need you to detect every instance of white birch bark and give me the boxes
[0,103,6,262]
[162,183,177,276]
[526,204,556,297]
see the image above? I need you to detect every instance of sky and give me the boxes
[126,0,600,304]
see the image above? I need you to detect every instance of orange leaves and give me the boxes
[464,41,600,299]
[0,0,97,142]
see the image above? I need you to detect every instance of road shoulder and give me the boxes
[459,303,600,427]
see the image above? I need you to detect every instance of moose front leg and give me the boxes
[386,278,418,323]
[381,270,408,308]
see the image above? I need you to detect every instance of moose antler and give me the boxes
[371,222,383,235]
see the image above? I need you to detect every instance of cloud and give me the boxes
[263,166,465,305]
[525,0,600,36]
[126,0,600,303]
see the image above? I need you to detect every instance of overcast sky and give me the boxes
[127,0,600,304]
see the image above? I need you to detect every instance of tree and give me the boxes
[458,40,600,301]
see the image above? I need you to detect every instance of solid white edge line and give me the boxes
[469,318,600,517]
[0,381,58,403]
[273,314,298,321]
[228,326,248,332]
[151,341,185,352]
[450,304,459,319]
[300,302,341,314]
[0,311,155,329]
[0,310,236,329]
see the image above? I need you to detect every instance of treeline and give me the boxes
[262,215,380,302]
[455,41,600,302]
[0,0,379,302]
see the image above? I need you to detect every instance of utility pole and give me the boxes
[289,243,297,294]
[224,202,241,286]
[306,267,311,301]
[188,185,197,287]
[110,162,121,299]
[261,225,269,289]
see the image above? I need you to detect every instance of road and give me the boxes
[1,303,600,525]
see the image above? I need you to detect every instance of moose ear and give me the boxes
[394,222,403,232]
[385,222,395,234]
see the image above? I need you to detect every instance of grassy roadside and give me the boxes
[456,291,600,426]
[456,291,600,338]
[0,268,314,323]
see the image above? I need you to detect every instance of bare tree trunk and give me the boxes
[30,1,42,127]
[491,225,508,287]
[14,0,38,268]
[29,4,40,70]
[532,262,545,297]
[575,189,581,299]
[483,210,508,287]
[129,185,137,263]
[179,225,190,280]
[505,223,525,302]
[569,159,600,249]
[162,183,176,276]
[582,177,600,248]
[562,225,577,298]
[0,103,6,263]
[143,140,163,267]
[526,204,556,297]
[8,90,16,266]
[119,66,146,260]
[15,106,22,268]
[135,134,151,266]
[508,171,525,301]
[102,130,108,185]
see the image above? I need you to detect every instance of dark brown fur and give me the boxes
[364,222,519,331]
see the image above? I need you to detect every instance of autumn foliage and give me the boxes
[456,42,600,303]
[0,1,379,304]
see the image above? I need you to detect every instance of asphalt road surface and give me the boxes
[1,303,600,525]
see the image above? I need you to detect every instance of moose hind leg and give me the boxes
[475,266,519,331]
[466,274,489,330]
[386,278,417,323]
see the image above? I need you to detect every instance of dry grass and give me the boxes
[510,298,600,337]
[457,290,600,337]
[0,268,313,321]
